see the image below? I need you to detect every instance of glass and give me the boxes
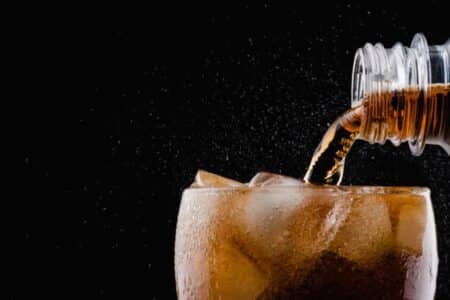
[175,173,438,299]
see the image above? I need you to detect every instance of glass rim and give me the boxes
[184,185,430,196]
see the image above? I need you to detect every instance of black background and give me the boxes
[18,2,449,299]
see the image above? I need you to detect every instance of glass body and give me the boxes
[175,186,438,299]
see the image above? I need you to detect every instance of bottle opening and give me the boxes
[350,33,449,155]
[351,48,366,108]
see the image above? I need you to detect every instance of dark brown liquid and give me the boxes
[304,84,450,184]
[259,251,423,300]
[303,107,362,184]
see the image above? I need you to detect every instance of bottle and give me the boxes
[351,33,450,155]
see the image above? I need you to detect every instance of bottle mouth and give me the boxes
[350,33,434,155]
[351,48,366,108]
[351,33,431,107]
[351,41,392,109]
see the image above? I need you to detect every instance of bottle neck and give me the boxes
[351,33,450,155]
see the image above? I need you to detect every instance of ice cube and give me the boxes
[395,202,426,254]
[381,193,428,255]
[330,195,393,265]
[236,189,352,282]
[192,170,244,188]
[248,172,302,187]
[209,242,267,299]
